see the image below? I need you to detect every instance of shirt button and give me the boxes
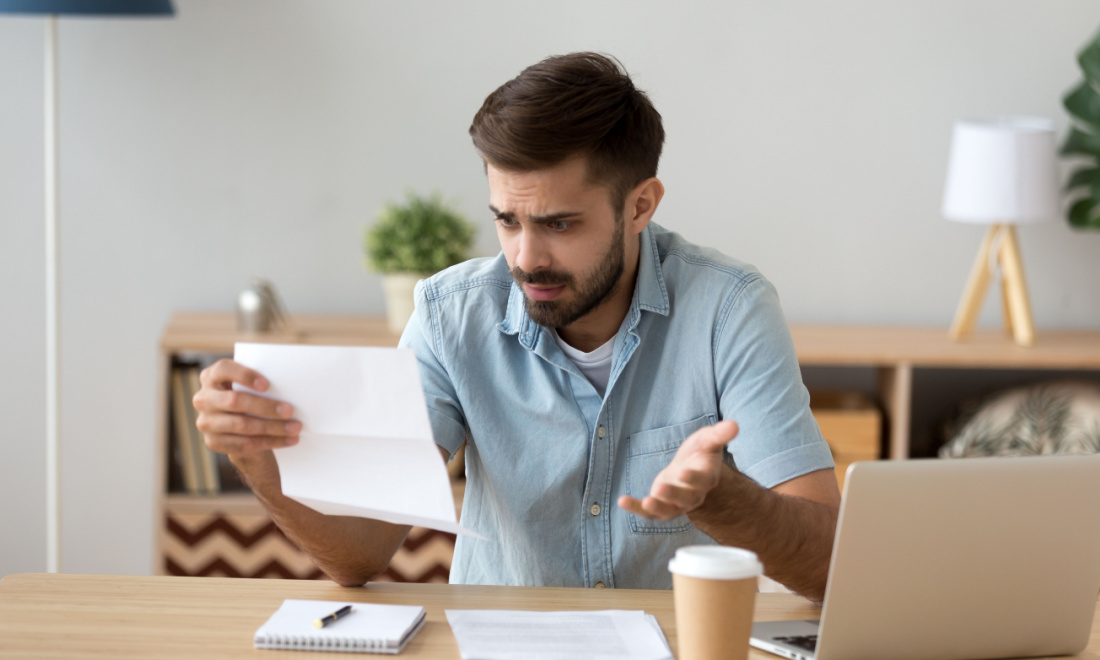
[589,503,601,516]
[597,426,606,438]
[594,582,606,588]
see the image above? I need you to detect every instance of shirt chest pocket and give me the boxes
[624,413,718,534]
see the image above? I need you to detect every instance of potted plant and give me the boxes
[365,192,475,332]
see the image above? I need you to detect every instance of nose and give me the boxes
[514,227,551,273]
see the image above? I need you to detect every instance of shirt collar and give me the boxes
[498,223,670,344]
[635,222,671,316]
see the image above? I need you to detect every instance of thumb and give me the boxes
[693,420,739,454]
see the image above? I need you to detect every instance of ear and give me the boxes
[624,177,665,235]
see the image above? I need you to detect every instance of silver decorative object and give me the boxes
[236,279,287,334]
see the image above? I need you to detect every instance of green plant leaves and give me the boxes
[364,193,476,273]
[1065,166,1100,193]
[1061,29,1100,230]
[1061,127,1100,157]
[1064,81,1100,130]
[1079,35,1100,85]
[1068,196,1100,229]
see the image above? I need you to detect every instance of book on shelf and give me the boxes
[170,366,202,495]
[169,360,249,496]
[185,366,220,494]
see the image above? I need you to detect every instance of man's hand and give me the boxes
[193,359,301,458]
[617,420,739,520]
[191,359,413,587]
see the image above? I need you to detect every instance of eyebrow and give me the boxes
[489,205,581,225]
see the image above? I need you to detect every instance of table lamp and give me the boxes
[942,117,1060,348]
[0,0,174,573]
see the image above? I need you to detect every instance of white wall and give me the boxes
[2,0,1099,577]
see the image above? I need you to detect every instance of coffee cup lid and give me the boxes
[668,545,763,580]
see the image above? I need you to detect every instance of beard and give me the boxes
[510,217,626,329]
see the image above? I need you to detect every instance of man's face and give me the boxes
[488,157,627,329]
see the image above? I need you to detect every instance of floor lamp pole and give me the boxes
[45,13,61,574]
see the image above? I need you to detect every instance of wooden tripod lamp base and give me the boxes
[949,224,1035,347]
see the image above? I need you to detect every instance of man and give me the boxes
[194,52,840,601]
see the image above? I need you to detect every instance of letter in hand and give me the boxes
[617,420,739,520]
[192,358,302,458]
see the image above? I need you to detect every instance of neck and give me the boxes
[557,249,640,353]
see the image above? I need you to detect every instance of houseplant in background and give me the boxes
[1062,27,1100,229]
[365,192,475,333]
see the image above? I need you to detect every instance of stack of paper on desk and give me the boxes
[234,343,474,537]
[445,609,673,660]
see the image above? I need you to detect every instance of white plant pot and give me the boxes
[381,272,430,334]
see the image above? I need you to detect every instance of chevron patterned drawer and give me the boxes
[161,494,458,583]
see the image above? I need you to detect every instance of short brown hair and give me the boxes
[469,52,665,211]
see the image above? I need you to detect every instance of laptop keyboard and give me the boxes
[774,635,818,652]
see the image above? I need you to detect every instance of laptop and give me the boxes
[750,454,1100,660]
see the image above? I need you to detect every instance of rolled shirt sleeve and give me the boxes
[713,276,835,488]
[398,279,468,460]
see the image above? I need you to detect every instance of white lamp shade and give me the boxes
[942,117,1060,224]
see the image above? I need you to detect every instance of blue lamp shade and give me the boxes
[0,0,172,14]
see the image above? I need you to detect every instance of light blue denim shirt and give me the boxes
[398,223,833,589]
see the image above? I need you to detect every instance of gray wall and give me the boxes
[3,1,1099,577]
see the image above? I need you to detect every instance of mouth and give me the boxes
[523,283,566,302]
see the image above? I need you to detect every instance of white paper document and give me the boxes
[444,609,673,660]
[233,343,475,537]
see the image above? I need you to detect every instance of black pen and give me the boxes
[313,605,353,629]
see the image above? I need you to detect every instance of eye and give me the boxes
[495,216,518,228]
[547,220,571,232]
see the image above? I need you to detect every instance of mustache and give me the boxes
[510,266,574,287]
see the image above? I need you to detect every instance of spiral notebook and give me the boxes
[254,599,426,654]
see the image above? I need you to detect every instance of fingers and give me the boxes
[198,411,301,454]
[653,472,709,503]
[618,421,739,522]
[194,359,298,458]
[688,420,739,454]
[618,470,712,521]
[199,358,270,393]
[199,418,300,456]
[619,495,677,520]
[639,496,688,520]
[200,412,301,439]
[618,493,692,521]
[618,495,643,516]
[205,433,299,456]
[645,476,710,519]
[195,387,292,420]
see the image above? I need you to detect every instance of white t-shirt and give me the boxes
[552,330,614,398]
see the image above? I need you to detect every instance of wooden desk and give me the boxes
[1,574,1097,659]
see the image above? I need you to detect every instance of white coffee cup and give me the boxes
[669,545,763,660]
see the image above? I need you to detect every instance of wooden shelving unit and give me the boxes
[157,313,1100,578]
[790,326,1100,460]
[160,312,398,353]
